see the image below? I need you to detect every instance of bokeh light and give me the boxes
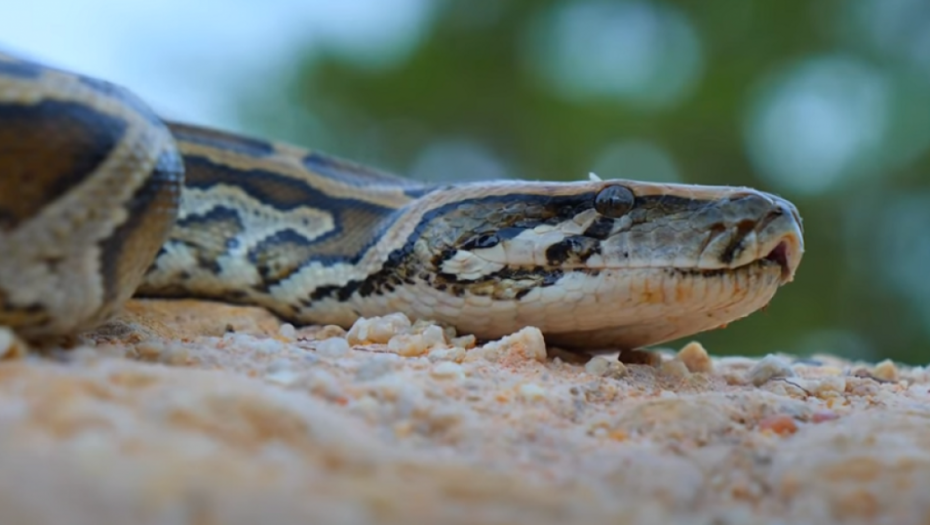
[744,56,890,196]
[524,0,703,109]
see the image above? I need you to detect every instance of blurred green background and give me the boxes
[7,0,930,363]
[236,0,930,364]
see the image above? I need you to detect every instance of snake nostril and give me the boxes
[757,203,793,232]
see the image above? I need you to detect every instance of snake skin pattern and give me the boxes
[0,50,805,351]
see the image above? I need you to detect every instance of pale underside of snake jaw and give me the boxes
[0,50,805,351]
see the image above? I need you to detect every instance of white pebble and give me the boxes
[387,333,430,357]
[420,325,447,348]
[316,337,350,357]
[428,346,466,363]
[0,328,26,359]
[278,323,297,341]
[356,356,396,381]
[872,359,900,382]
[518,382,546,401]
[431,361,464,379]
[584,356,628,378]
[265,369,300,386]
[470,327,547,363]
[747,355,795,386]
[660,359,691,379]
[585,357,611,376]
[450,335,477,349]
[347,313,411,345]
[247,337,285,354]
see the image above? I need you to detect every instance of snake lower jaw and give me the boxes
[587,268,787,351]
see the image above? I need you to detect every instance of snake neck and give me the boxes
[136,122,439,323]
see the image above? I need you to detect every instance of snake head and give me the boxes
[392,178,804,350]
[414,179,803,285]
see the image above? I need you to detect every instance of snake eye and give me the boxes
[594,184,635,218]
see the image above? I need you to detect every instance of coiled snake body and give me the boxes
[0,51,804,351]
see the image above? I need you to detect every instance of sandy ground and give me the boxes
[0,298,928,525]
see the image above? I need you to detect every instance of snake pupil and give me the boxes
[594,185,635,218]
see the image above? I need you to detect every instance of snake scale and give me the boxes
[0,51,804,352]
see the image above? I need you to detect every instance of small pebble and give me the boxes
[428,346,466,363]
[450,335,477,349]
[809,375,846,397]
[316,337,350,358]
[431,361,464,379]
[265,368,300,386]
[133,342,166,362]
[811,410,840,423]
[677,341,713,374]
[161,345,192,366]
[0,328,26,359]
[315,325,347,340]
[518,382,547,401]
[585,356,612,376]
[468,327,547,363]
[584,357,628,378]
[420,325,447,348]
[747,355,795,386]
[387,333,431,357]
[278,323,297,341]
[410,319,434,333]
[356,355,396,381]
[758,414,798,436]
[872,359,900,382]
[347,313,411,345]
[660,359,691,379]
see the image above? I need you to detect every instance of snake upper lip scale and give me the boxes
[0,50,805,352]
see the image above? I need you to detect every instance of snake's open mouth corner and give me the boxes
[764,241,795,282]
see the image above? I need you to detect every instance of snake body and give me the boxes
[0,51,804,351]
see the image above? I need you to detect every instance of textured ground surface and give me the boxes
[1,298,929,525]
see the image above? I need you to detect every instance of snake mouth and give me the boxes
[764,241,792,281]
